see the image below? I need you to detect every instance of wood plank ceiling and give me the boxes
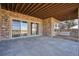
[1,3,79,21]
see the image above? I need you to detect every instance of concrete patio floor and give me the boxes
[0,36,79,56]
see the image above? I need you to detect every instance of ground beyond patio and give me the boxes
[0,36,79,56]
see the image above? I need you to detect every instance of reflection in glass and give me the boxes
[12,20,21,37]
[12,20,28,37]
[31,23,38,35]
[21,21,28,36]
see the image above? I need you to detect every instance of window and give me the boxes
[53,23,60,31]
[21,21,28,36]
[12,20,21,37]
[31,23,39,35]
[12,20,28,37]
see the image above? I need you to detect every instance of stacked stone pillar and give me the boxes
[0,5,10,40]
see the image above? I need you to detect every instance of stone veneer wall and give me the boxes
[43,18,51,36]
[43,17,60,36]
[51,17,60,36]
[0,15,10,39]
[0,9,43,40]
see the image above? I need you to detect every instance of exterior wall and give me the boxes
[0,14,10,40]
[43,18,51,36]
[0,8,78,41]
[43,17,60,36]
[51,17,60,36]
[0,9,43,40]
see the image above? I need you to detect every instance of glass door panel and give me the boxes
[31,23,38,35]
[12,20,21,37]
[21,21,28,36]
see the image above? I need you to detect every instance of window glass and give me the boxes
[21,21,28,36]
[12,20,21,37]
[31,23,38,35]
[12,20,28,37]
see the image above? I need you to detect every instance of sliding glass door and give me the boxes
[12,20,28,37]
[31,23,39,35]
[21,21,28,36]
[12,20,21,37]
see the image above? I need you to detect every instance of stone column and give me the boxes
[43,18,52,36]
[0,7,10,40]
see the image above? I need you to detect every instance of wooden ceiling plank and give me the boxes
[12,3,14,11]
[53,4,78,14]
[32,4,59,18]
[22,3,31,13]
[38,4,76,19]
[34,4,78,19]
[50,4,65,11]
[39,3,56,11]
[52,4,75,12]
[3,3,8,10]
[29,4,50,18]
[1,3,78,20]
[42,4,67,17]
[0,3,1,9]
[30,3,53,17]
[27,4,42,15]
[31,4,59,17]
[15,3,19,12]
[25,3,37,14]
[30,4,48,15]
[19,3,25,13]
[7,3,10,10]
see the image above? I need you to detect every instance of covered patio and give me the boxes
[0,3,79,56]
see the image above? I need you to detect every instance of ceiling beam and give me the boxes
[38,3,58,12]
[22,3,31,13]
[25,3,36,14]
[7,3,10,10]
[31,4,59,17]
[31,4,58,18]
[29,4,51,17]
[33,4,78,19]
[50,4,76,13]
[0,3,78,20]
[0,4,1,9]
[36,4,77,19]
[12,3,14,11]
[29,4,52,16]
[15,3,19,12]
[19,3,25,13]
[52,5,78,14]
[29,4,48,15]
[26,3,42,15]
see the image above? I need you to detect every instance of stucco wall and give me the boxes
[0,9,43,40]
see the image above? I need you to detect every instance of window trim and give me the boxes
[31,22,39,35]
[11,19,28,38]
